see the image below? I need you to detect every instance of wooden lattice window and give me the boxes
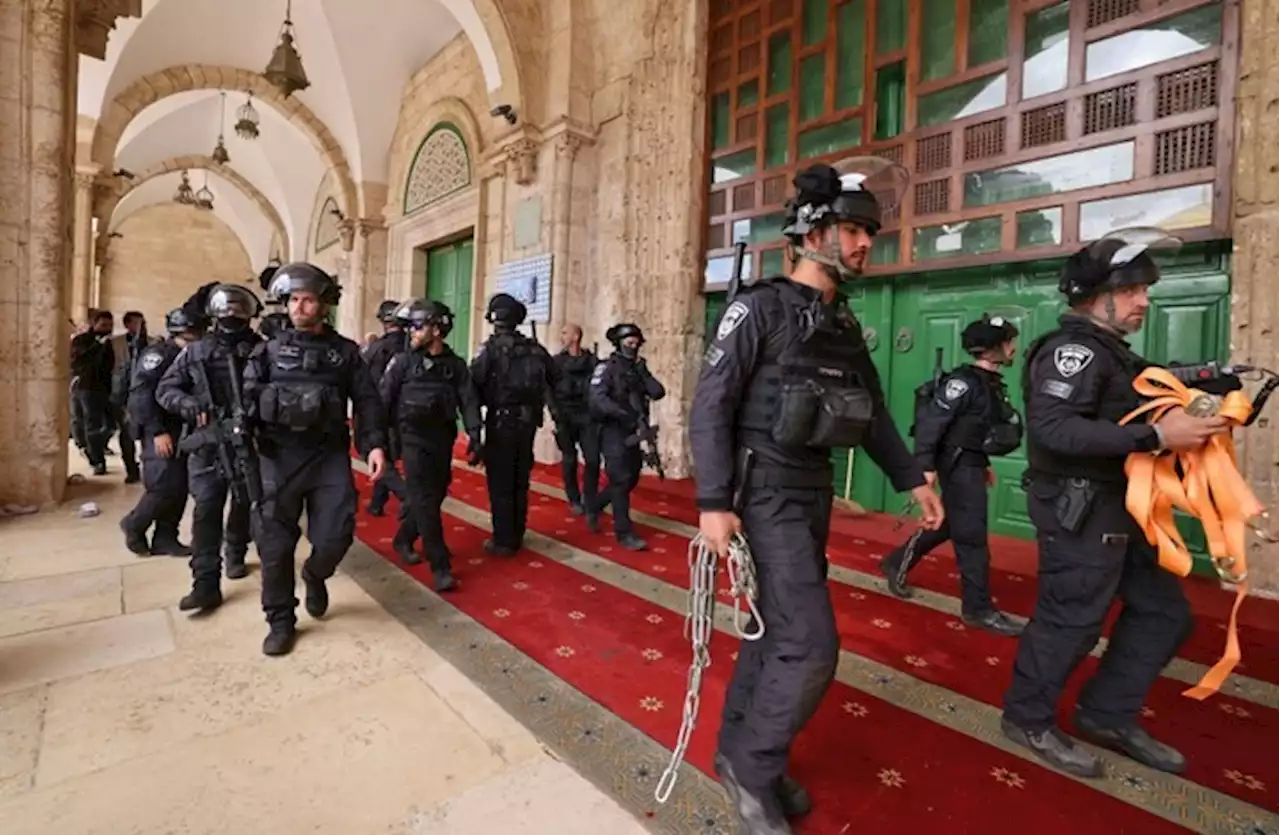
[404,123,471,215]
[314,197,341,252]
[702,0,1233,284]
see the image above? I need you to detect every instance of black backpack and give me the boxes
[908,347,946,438]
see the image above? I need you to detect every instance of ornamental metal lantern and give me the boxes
[194,173,214,211]
[210,91,230,164]
[173,170,196,205]
[235,94,260,140]
[263,0,309,98]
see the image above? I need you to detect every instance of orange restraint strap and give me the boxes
[1118,367,1263,700]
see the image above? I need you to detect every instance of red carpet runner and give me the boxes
[353,475,1196,834]
[442,466,1278,811]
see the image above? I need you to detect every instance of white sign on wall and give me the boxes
[495,253,553,327]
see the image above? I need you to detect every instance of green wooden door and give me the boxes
[424,238,474,357]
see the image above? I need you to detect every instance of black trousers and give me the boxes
[123,430,188,541]
[883,461,994,615]
[718,485,838,794]
[258,444,358,627]
[555,414,600,508]
[74,389,111,467]
[590,424,642,536]
[108,404,138,474]
[399,442,454,573]
[483,419,536,550]
[1002,482,1192,733]
[188,450,252,585]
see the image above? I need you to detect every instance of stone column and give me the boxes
[0,0,77,506]
[547,132,582,335]
[1229,0,1279,596]
[71,168,98,323]
[356,218,389,326]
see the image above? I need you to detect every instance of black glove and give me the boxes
[179,397,203,424]
[466,431,483,466]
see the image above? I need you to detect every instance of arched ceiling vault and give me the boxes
[99,155,290,262]
[107,169,274,272]
[78,0,528,227]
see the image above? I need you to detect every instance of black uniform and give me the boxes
[381,345,481,583]
[70,331,114,472]
[1001,314,1191,769]
[364,328,408,515]
[691,277,925,799]
[470,330,557,554]
[119,338,190,556]
[108,331,144,482]
[156,331,261,584]
[243,327,387,634]
[587,351,665,545]
[551,349,601,512]
[881,364,1022,629]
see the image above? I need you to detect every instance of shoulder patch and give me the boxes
[703,345,725,368]
[384,356,398,375]
[1053,344,1094,378]
[943,378,969,400]
[1040,379,1075,400]
[590,363,607,384]
[140,351,164,372]
[716,301,751,342]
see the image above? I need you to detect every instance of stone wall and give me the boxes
[98,203,254,329]
[1229,0,1279,596]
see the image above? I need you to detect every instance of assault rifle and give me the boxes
[626,388,665,480]
[1167,362,1278,426]
[178,354,266,535]
[726,241,748,303]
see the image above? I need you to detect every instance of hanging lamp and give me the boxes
[211,91,231,164]
[173,170,196,205]
[235,94,260,140]
[263,0,309,98]
[194,172,215,211]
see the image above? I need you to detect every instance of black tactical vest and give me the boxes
[555,352,594,407]
[736,279,876,451]
[396,351,462,433]
[257,330,350,433]
[190,333,258,411]
[484,333,544,408]
[940,367,1023,456]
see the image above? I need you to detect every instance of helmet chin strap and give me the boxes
[794,243,859,283]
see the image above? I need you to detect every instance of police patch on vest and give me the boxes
[1040,379,1075,400]
[140,352,164,372]
[1053,344,1093,378]
[590,363,607,385]
[703,345,725,368]
[716,302,750,341]
[943,378,969,400]
[326,348,343,366]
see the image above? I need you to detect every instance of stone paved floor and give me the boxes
[0,453,648,835]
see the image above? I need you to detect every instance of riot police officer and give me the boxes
[70,310,116,475]
[586,323,665,550]
[690,160,944,834]
[380,299,482,590]
[119,308,205,557]
[551,324,601,515]
[470,293,558,556]
[157,285,263,612]
[879,314,1024,636]
[245,262,388,656]
[364,300,407,517]
[1001,228,1224,778]
[259,311,291,340]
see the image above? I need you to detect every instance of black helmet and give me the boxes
[961,314,1019,356]
[783,156,908,240]
[396,298,455,337]
[606,323,645,346]
[205,284,262,321]
[485,293,527,326]
[259,311,291,340]
[376,300,400,324]
[164,307,203,336]
[1059,227,1180,306]
[267,261,342,305]
[256,259,282,294]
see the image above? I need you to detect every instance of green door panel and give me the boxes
[425,238,475,357]
[705,292,728,347]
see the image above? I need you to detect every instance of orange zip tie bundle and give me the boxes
[1118,367,1263,700]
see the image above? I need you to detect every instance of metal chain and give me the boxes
[654,532,763,804]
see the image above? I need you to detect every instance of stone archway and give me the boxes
[437,0,527,115]
[96,154,291,260]
[91,65,359,219]
[385,96,483,222]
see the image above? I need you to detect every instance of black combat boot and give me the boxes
[433,571,458,592]
[775,774,812,818]
[617,532,648,551]
[223,546,248,580]
[878,552,916,599]
[262,623,297,656]
[1074,715,1186,774]
[395,538,422,565]
[569,501,585,516]
[483,538,517,558]
[150,537,193,557]
[1001,718,1103,778]
[963,610,1024,637]
[301,566,329,618]
[366,501,385,517]
[585,511,601,534]
[178,583,223,613]
[119,517,150,556]
[714,754,793,835]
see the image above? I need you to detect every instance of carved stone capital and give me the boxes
[76,0,142,60]
[337,219,356,252]
[506,139,538,186]
[74,172,98,191]
[356,218,385,240]
[555,134,584,161]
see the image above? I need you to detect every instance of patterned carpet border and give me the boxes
[341,542,736,835]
